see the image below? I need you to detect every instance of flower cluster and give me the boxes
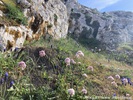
[39,50,46,57]
[75,50,84,58]
[18,61,26,70]
[67,88,75,96]
[0,72,14,88]
[81,87,87,95]
[67,87,88,96]
[65,57,71,66]
[87,66,94,71]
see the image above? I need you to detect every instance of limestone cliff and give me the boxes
[0,0,133,52]
[0,0,68,51]
[66,0,133,51]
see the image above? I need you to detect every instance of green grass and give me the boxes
[23,37,133,98]
[1,0,133,99]
[0,0,133,98]
[102,43,133,66]
[0,35,133,99]
[1,0,27,25]
[118,43,133,51]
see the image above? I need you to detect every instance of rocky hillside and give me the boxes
[0,0,133,51]
[0,0,133,99]
[66,0,133,51]
[0,0,68,51]
[0,0,133,67]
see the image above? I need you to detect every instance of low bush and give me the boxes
[6,4,27,25]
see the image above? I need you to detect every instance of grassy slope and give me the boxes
[2,0,16,6]
[0,36,133,99]
[0,0,16,25]
[23,37,133,99]
[0,0,26,25]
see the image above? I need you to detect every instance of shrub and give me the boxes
[54,14,58,22]
[6,4,27,25]
[71,8,74,12]
[71,13,81,19]
[47,24,53,28]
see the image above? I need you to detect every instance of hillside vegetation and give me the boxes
[0,0,133,99]
[0,0,27,25]
[0,36,133,99]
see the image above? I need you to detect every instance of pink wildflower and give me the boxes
[111,81,118,87]
[82,73,88,78]
[67,88,75,96]
[87,66,94,71]
[107,76,114,81]
[75,50,84,58]
[18,61,26,70]
[115,74,120,79]
[81,87,87,94]
[39,50,46,57]
[65,57,71,66]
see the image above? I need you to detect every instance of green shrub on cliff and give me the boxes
[6,4,27,25]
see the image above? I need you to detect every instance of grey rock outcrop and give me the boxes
[0,24,33,51]
[18,0,69,39]
[0,10,3,17]
[0,0,133,51]
[0,0,69,51]
[66,0,133,50]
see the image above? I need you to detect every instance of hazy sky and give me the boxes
[78,0,133,12]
